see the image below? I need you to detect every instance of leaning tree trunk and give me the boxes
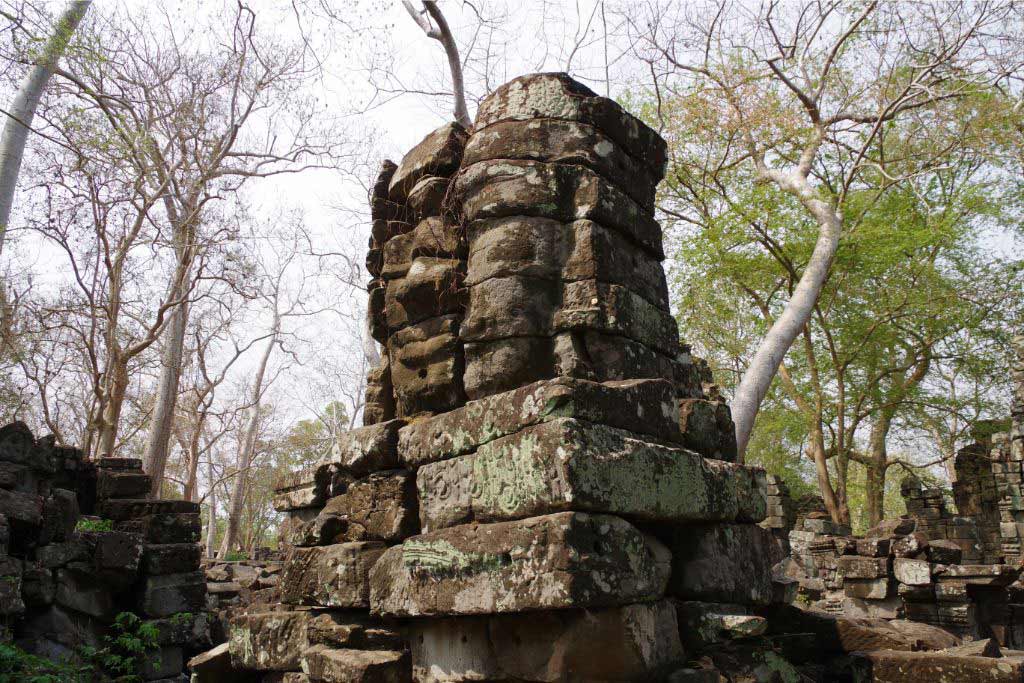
[732,182,841,460]
[0,0,91,253]
[218,326,277,557]
[205,457,217,559]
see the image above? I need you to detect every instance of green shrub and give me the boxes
[75,518,114,533]
[81,612,162,682]
[223,551,248,561]
[0,642,91,683]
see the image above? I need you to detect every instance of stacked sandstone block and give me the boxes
[0,422,208,681]
[368,73,771,682]
[992,335,1024,564]
[228,73,772,683]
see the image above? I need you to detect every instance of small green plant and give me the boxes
[81,612,162,682]
[0,642,92,683]
[75,518,114,533]
[169,612,193,626]
[224,550,248,561]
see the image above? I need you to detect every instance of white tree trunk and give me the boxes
[205,457,217,559]
[218,324,277,557]
[732,182,842,460]
[0,0,91,253]
[142,293,189,495]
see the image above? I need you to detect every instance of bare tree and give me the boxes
[0,0,89,254]
[402,0,471,126]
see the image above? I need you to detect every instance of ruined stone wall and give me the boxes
[202,73,779,683]
[993,335,1024,565]
[0,422,208,681]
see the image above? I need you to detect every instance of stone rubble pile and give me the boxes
[0,422,208,681]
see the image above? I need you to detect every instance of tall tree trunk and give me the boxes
[205,457,217,559]
[808,425,843,523]
[0,0,91,253]
[142,296,189,494]
[732,179,841,460]
[866,412,894,528]
[96,360,128,456]
[218,326,276,557]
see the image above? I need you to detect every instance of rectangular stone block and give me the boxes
[279,542,386,608]
[272,466,323,512]
[301,645,410,683]
[96,469,151,499]
[844,578,891,600]
[318,420,404,478]
[666,523,774,606]
[316,470,419,543]
[143,543,202,575]
[837,556,890,580]
[140,570,206,617]
[408,601,682,683]
[893,558,931,586]
[97,498,199,521]
[229,610,311,671]
[416,418,763,531]
[370,512,670,617]
[398,376,682,467]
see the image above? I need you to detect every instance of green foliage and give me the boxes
[79,612,162,683]
[75,518,113,533]
[0,642,91,683]
[224,551,248,561]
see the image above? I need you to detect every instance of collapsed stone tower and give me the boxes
[242,73,771,682]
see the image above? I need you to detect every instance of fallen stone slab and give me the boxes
[370,512,670,617]
[96,469,151,499]
[301,645,410,683]
[398,376,682,467]
[936,564,1019,586]
[279,542,386,608]
[939,637,1001,658]
[97,498,199,521]
[838,556,890,580]
[272,466,323,512]
[416,418,763,531]
[666,524,774,606]
[188,642,259,683]
[408,601,682,683]
[387,121,466,202]
[229,610,312,671]
[849,649,1024,682]
[306,612,403,651]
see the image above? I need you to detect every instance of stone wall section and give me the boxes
[0,422,208,681]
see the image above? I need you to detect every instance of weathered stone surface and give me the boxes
[928,539,964,565]
[383,257,465,331]
[272,467,323,512]
[189,642,258,683]
[855,538,892,558]
[143,543,202,575]
[230,610,311,671]
[388,122,467,202]
[417,418,762,531]
[844,578,891,600]
[939,563,1018,585]
[837,555,890,580]
[399,377,681,468]
[667,524,774,605]
[319,420,404,478]
[382,217,463,281]
[280,543,386,608]
[892,531,928,558]
[387,315,464,418]
[306,612,403,651]
[849,650,1024,682]
[406,177,450,222]
[408,601,682,683]
[893,558,932,586]
[0,556,23,615]
[96,469,151,499]
[370,512,670,617]
[40,488,78,545]
[465,217,669,309]
[314,470,419,543]
[673,602,766,650]
[55,568,112,617]
[0,488,43,529]
[302,645,410,683]
[123,512,201,543]
[678,399,737,462]
[97,498,199,521]
[463,118,660,210]
[473,73,667,176]
[454,159,664,260]
[364,355,396,426]
[139,570,207,617]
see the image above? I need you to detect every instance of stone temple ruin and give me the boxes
[4,72,1024,682]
